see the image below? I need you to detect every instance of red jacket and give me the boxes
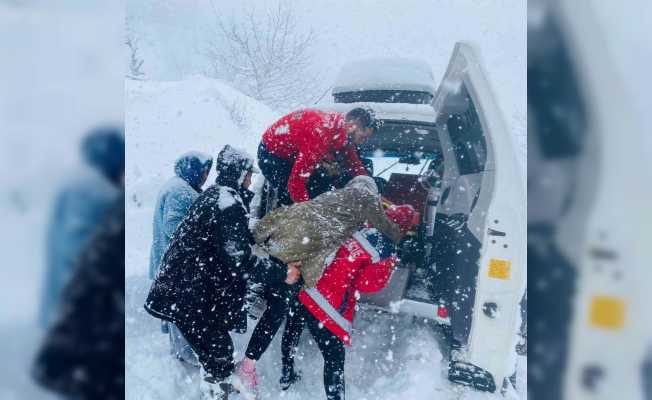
[298,228,397,345]
[262,109,368,203]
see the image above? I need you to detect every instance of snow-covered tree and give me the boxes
[204,3,321,111]
[125,33,145,80]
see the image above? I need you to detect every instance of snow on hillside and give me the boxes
[125,76,278,277]
[125,77,525,400]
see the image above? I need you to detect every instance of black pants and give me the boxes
[282,301,346,400]
[245,282,301,360]
[175,318,234,382]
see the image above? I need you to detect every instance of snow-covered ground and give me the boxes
[125,76,525,399]
[127,275,526,400]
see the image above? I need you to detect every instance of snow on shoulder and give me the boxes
[217,186,238,210]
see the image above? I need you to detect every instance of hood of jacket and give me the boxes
[81,126,125,185]
[174,151,212,192]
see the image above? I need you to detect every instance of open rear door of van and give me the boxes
[432,42,526,392]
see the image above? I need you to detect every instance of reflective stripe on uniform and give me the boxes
[303,288,353,333]
[352,231,380,263]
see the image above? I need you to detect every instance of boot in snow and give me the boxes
[279,364,302,391]
[200,367,236,400]
[200,377,234,400]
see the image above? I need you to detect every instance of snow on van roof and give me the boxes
[333,58,436,95]
[319,102,437,124]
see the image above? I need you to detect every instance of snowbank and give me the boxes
[125,76,278,277]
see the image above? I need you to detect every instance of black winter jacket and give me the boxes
[145,173,286,333]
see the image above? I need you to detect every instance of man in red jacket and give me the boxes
[258,107,378,205]
[278,204,419,400]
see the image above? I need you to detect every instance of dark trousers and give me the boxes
[245,282,301,360]
[175,318,234,382]
[282,301,346,400]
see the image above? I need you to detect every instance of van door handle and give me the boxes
[488,228,506,237]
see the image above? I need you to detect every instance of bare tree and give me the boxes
[125,33,145,80]
[205,2,322,111]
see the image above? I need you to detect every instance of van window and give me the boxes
[334,90,434,104]
[359,120,440,158]
[446,90,487,175]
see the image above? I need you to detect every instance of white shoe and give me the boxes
[230,371,259,400]
[233,361,260,400]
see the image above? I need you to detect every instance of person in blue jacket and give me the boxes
[40,126,124,329]
[149,151,213,366]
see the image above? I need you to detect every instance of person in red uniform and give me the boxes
[278,204,420,400]
[258,107,378,204]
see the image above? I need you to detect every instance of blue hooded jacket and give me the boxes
[40,127,124,328]
[148,152,212,279]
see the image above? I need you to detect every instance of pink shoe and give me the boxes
[234,360,259,400]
